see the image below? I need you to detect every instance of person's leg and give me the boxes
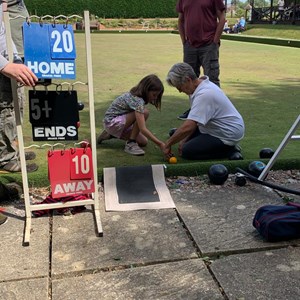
[119,109,148,146]
[0,74,19,168]
[122,110,149,155]
[177,42,201,120]
[0,107,19,167]
[8,1,29,57]
[97,129,114,144]
[183,42,201,77]
[201,43,220,87]
[133,109,149,147]
[181,131,234,160]
[103,112,147,155]
[104,114,133,140]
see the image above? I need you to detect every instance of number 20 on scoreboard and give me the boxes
[50,27,75,59]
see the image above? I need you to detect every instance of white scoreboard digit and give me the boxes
[23,23,76,79]
[49,25,76,59]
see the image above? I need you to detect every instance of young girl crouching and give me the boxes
[97,74,165,156]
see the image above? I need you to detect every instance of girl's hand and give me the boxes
[162,144,173,161]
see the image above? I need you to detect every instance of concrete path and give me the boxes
[0,176,299,299]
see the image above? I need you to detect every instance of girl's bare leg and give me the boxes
[122,110,149,146]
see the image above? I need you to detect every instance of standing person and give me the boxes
[0,2,38,172]
[6,0,37,168]
[176,0,226,120]
[7,0,34,142]
[277,0,285,20]
[97,74,165,156]
[7,0,29,58]
[163,63,244,161]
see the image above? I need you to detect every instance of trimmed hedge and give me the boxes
[221,33,300,48]
[26,0,178,18]
[5,157,300,187]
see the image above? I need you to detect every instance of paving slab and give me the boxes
[51,207,197,276]
[0,174,298,299]
[52,259,223,300]
[0,278,48,299]
[171,182,299,256]
[210,246,300,300]
[0,207,49,281]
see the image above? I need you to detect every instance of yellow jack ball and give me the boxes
[169,156,177,164]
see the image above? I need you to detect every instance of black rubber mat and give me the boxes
[115,165,159,204]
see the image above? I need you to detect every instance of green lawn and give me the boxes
[243,24,300,40]
[3,32,300,186]
[224,21,300,40]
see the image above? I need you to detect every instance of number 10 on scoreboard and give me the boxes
[70,149,93,180]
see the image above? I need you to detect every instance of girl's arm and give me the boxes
[135,111,164,148]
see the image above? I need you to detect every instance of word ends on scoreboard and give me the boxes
[29,90,80,141]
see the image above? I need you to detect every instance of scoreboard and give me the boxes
[23,22,76,79]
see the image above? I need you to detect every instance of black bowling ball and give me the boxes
[248,161,266,177]
[259,148,274,159]
[78,102,85,111]
[208,164,229,185]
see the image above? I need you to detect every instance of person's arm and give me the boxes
[134,111,165,149]
[1,61,38,86]
[163,119,198,155]
[0,3,37,86]
[177,12,186,45]
[213,9,226,44]
[1,1,7,12]
[0,54,8,70]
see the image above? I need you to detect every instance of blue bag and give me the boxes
[253,202,300,242]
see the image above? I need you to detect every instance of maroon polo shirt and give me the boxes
[176,0,225,47]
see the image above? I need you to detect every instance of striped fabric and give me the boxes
[32,193,90,217]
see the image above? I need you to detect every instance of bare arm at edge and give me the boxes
[214,9,226,44]
[178,13,186,45]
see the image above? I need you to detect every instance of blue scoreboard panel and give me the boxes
[23,23,76,79]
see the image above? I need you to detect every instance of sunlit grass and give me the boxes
[3,32,299,186]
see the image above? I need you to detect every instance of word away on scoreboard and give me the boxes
[48,147,95,198]
[23,22,76,79]
[29,90,80,141]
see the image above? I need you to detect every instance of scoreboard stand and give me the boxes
[4,11,103,245]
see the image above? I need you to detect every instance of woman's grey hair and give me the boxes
[166,63,197,88]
